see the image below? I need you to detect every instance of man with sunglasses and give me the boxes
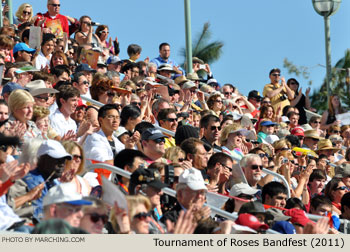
[247,90,262,118]
[263,68,294,116]
[141,128,167,164]
[302,130,321,151]
[72,72,89,97]
[13,43,36,63]
[25,80,58,108]
[200,114,222,151]
[240,154,263,190]
[43,183,92,228]
[157,108,178,149]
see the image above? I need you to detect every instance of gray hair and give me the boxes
[19,139,44,168]
[147,62,157,71]
[240,154,260,168]
[175,182,188,194]
[106,70,120,80]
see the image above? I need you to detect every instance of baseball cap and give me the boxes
[129,168,168,190]
[174,125,199,146]
[291,127,304,137]
[283,208,314,227]
[260,121,277,127]
[229,183,259,197]
[37,140,72,160]
[248,90,262,100]
[1,82,24,96]
[75,63,96,73]
[13,42,36,54]
[43,183,92,206]
[272,221,296,234]
[106,55,121,65]
[238,201,267,215]
[266,208,291,222]
[334,163,350,179]
[235,213,269,231]
[15,65,39,74]
[141,128,166,141]
[179,168,207,191]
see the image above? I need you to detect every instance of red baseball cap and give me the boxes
[235,213,269,231]
[77,98,87,108]
[291,127,304,137]
[283,209,314,227]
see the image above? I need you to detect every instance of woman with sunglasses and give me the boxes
[74,15,99,47]
[309,116,325,138]
[324,178,349,215]
[207,93,224,117]
[80,197,108,234]
[15,3,34,26]
[95,25,115,54]
[220,123,250,159]
[111,195,151,234]
[60,141,91,196]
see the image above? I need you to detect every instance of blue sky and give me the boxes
[14,0,350,98]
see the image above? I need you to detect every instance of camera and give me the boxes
[280,93,288,101]
[91,22,100,26]
[282,157,289,164]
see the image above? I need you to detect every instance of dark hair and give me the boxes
[78,15,91,31]
[159,42,170,51]
[41,33,55,47]
[95,25,109,37]
[261,181,288,204]
[200,114,220,129]
[56,85,80,108]
[21,29,30,43]
[134,121,154,135]
[249,147,264,154]
[324,178,342,202]
[311,195,332,212]
[285,134,300,148]
[220,116,233,127]
[269,68,281,76]
[0,99,7,106]
[114,149,146,171]
[90,79,113,101]
[180,137,204,156]
[259,105,274,120]
[98,104,119,120]
[309,116,321,124]
[282,105,293,116]
[120,104,141,126]
[207,152,232,170]
[157,108,176,122]
[127,44,142,57]
[286,111,298,120]
[72,71,85,83]
[309,169,327,182]
[51,65,71,78]
[341,192,350,213]
[32,71,55,84]
[287,78,299,95]
[285,197,306,212]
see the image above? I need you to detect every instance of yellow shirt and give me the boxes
[263,83,292,116]
[164,136,176,149]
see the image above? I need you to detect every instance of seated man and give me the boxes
[200,114,222,151]
[240,154,263,190]
[157,108,178,149]
[262,181,288,208]
[140,128,167,164]
[310,195,332,217]
[43,183,92,228]
[161,168,208,224]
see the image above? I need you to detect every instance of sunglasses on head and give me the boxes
[250,165,263,170]
[88,213,108,224]
[133,212,151,221]
[210,126,221,131]
[153,138,165,144]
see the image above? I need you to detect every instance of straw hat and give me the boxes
[304,130,322,139]
[316,139,340,153]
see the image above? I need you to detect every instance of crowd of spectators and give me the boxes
[1,0,350,235]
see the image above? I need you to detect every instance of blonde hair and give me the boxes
[110,195,151,233]
[15,3,33,21]
[273,139,291,152]
[120,80,137,91]
[32,105,50,122]
[61,141,85,175]
[164,146,185,163]
[220,123,242,146]
[200,84,214,94]
[8,89,34,113]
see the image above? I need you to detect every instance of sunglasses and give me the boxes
[88,213,108,224]
[258,153,269,159]
[271,73,280,77]
[133,212,151,221]
[250,165,263,170]
[100,31,109,34]
[165,118,177,123]
[331,130,340,134]
[35,96,49,101]
[237,194,254,200]
[72,155,82,161]
[153,138,165,144]
[298,136,304,140]
[178,158,185,162]
[224,92,232,95]
[215,100,223,103]
[278,147,290,151]
[107,91,116,97]
[335,186,348,191]
[81,80,90,85]
[82,21,91,26]
[50,4,61,7]
[312,121,321,124]
[262,101,271,104]
[23,11,31,15]
[131,102,141,106]
[210,126,222,131]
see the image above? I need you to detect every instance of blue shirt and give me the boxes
[150,56,185,76]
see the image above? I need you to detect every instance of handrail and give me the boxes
[85,163,279,234]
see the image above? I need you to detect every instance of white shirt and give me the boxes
[35,51,51,70]
[83,129,124,162]
[49,108,77,137]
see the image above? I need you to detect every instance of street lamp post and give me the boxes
[312,0,341,103]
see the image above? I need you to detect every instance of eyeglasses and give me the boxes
[210,126,221,131]
[35,96,49,101]
[312,121,321,124]
[250,165,263,170]
[153,138,165,144]
[107,91,116,97]
[220,163,232,172]
[131,102,141,106]
[224,92,232,96]
[271,73,280,77]
[81,80,90,85]
[88,213,108,224]
[133,212,151,221]
[50,4,61,7]
[258,153,269,159]
[100,31,109,34]
[215,100,223,103]
[23,11,31,15]
[165,118,177,123]
[72,155,82,161]
[335,186,348,191]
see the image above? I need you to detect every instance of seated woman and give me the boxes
[220,123,251,159]
[256,119,278,144]
[324,178,348,215]
[60,140,91,196]
[79,197,109,234]
[32,105,59,140]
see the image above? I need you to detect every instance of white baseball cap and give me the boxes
[179,168,207,191]
[230,182,259,197]
[43,183,92,206]
[37,140,72,160]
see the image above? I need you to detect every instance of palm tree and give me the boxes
[180,22,224,74]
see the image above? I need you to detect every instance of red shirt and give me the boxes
[35,12,69,37]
